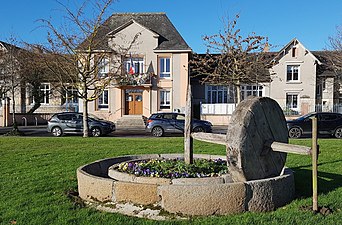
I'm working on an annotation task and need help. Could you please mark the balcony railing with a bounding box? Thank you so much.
[201,103,237,115]
[117,73,153,86]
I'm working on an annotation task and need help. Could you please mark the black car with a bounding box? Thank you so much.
[47,112,115,137]
[287,112,342,138]
[145,112,212,137]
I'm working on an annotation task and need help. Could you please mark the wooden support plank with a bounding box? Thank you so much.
[191,132,311,156]
[184,85,193,164]
[271,142,311,155]
[312,117,318,211]
[191,132,226,145]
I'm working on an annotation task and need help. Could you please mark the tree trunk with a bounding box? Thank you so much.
[236,85,241,104]
[11,87,18,131]
[82,99,89,138]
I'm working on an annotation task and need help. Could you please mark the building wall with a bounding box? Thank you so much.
[270,42,317,114]
[83,21,190,122]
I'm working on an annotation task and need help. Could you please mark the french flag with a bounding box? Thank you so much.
[129,54,135,74]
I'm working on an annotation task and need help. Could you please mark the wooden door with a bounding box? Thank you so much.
[126,93,143,115]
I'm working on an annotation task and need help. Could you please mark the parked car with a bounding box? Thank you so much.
[47,112,115,137]
[286,112,342,138]
[145,112,212,137]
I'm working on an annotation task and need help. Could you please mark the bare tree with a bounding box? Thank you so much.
[191,15,271,103]
[17,44,53,114]
[326,25,342,103]
[0,37,24,133]
[39,0,137,137]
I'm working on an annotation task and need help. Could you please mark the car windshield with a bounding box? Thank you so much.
[295,113,316,121]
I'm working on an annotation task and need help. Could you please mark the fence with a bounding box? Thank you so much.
[200,103,237,115]
[15,113,53,126]
[315,104,342,113]
[201,103,342,116]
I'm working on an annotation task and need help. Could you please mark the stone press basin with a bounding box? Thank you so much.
[77,154,295,216]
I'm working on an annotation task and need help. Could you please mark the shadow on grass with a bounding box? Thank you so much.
[291,160,342,198]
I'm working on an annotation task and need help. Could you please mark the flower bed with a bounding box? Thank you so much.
[117,158,228,178]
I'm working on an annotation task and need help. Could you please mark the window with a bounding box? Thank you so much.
[124,57,144,74]
[319,114,338,121]
[160,89,171,109]
[176,114,185,121]
[62,87,78,105]
[286,65,299,81]
[98,58,109,78]
[292,47,297,57]
[40,83,50,105]
[159,57,171,78]
[286,93,298,109]
[206,85,235,103]
[98,90,108,109]
[240,85,263,100]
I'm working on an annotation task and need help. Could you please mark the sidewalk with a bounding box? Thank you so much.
[0,125,227,136]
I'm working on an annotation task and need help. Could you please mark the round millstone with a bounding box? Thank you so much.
[226,97,288,182]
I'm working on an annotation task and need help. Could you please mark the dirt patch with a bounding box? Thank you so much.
[300,205,334,216]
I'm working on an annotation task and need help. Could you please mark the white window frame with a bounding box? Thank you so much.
[205,85,234,104]
[98,58,109,78]
[159,57,171,78]
[240,84,264,101]
[124,57,144,74]
[286,93,299,110]
[40,83,50,105]
[159,89,171,109]
[286,65,300,82]
[64,87,78,104]
[98,89,109,109]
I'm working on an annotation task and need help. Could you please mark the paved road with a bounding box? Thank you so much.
[0,125,227,138]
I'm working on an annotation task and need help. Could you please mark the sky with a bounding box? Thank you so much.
[1,0,342,53]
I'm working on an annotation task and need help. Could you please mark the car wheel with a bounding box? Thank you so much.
[334,127,342,139]
[91,127,102,137]
[193,126,205,132]
[288,127,302,138]
[52,126,63,137]
[152,126,164,137]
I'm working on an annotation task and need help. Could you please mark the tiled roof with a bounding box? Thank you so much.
[0,41,22,53]
[312,51,339,77]
[80,13,191,52]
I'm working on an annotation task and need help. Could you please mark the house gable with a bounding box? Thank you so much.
[272,38,322,65]
[79,13,191,52]
[107,19,160,54]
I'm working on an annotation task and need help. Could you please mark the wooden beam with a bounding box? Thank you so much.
[191,132,226,145]
[184,85,193,164]
[192,132,311,156]
[271,142,311,155]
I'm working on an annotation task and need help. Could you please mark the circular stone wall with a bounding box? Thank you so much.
[77,154,295,216]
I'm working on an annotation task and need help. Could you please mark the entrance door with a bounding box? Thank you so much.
[126,93,143,115]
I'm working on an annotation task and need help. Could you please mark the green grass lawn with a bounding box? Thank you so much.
[0,137,341,225]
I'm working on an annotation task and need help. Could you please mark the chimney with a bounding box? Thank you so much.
[263,42,270,52]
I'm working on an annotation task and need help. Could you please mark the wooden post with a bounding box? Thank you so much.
[312,117,318,211]
[184,84,193,164]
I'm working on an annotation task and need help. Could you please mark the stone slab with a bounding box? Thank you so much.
[77,169,114,202]
[113,181,160,205]
[158,182,246,216]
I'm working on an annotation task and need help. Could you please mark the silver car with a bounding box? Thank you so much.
[47,112,115,137]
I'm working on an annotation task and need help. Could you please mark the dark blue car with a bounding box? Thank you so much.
[145,112,212,137]
[286,112,342,138]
